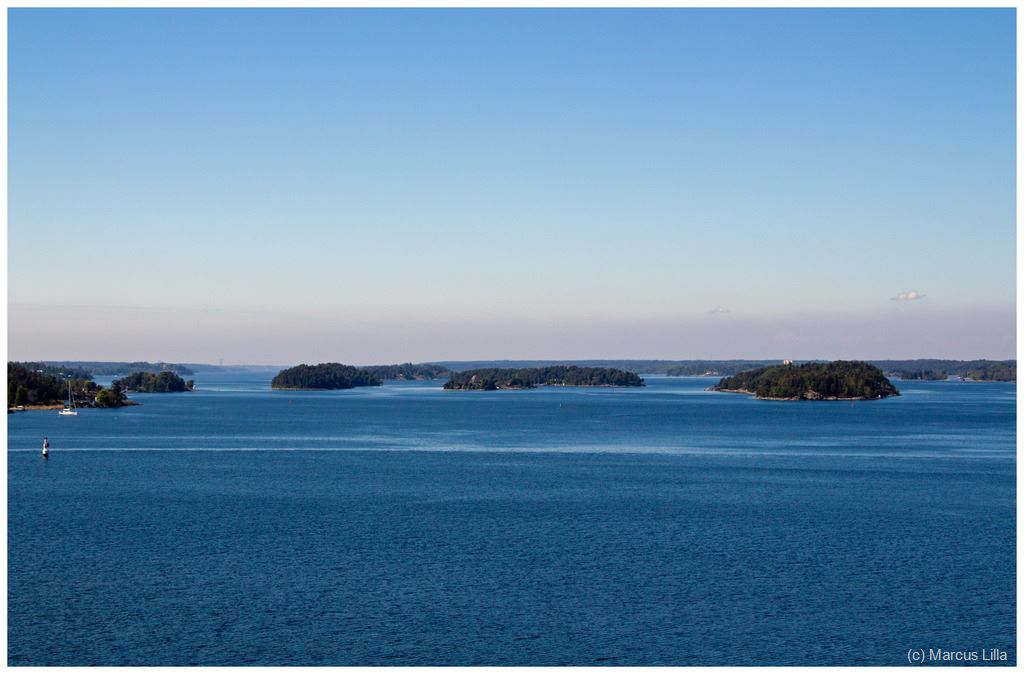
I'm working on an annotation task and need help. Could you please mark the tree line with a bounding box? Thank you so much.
[43,361,195,376]
[871,359,1016,382]
[360,363,451,381]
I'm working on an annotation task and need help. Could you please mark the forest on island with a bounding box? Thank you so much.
[117,371,195,393]
[8,362,129,408]
[713,361,899,400]
[444,366,645,390]
[271,363,383,390]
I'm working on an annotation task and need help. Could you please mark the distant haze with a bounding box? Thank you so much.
[9,303,1014,365]
[8,9,1015,363]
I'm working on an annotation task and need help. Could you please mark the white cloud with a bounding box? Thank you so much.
[891,291,925,301]
[706,307,731,315]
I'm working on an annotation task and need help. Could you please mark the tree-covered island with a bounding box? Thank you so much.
[271,363,382,390]
[443,366,645,390]
[117,371,195,393]
[711,361,899,400]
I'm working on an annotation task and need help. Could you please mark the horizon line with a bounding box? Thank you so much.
[17,356,1019,368]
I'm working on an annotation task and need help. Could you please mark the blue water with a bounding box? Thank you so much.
[8,374,1016,665]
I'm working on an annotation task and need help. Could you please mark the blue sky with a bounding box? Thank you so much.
[8,9,1016,363]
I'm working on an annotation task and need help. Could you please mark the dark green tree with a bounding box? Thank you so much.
[95,388,112,407]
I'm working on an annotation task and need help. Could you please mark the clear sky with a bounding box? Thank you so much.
[8,8,1016,364]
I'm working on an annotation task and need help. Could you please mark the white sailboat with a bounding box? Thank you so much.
[58,380,78,416]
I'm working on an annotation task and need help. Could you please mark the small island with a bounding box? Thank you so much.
[117,371,195,393]
[711,361,899,400]
[271,363,383,390]
[444,366,645,390]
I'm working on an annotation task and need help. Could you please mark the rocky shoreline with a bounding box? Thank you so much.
[8,400,142,413]
[711,387,872,401]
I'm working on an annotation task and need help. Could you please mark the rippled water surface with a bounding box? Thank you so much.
[8,373,1016,664]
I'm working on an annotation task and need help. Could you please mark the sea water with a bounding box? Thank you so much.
[7,373,1016,665]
